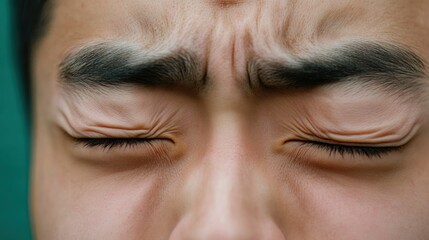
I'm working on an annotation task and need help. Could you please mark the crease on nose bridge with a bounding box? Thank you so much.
[210,0,247,8]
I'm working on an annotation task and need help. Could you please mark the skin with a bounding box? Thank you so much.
[32,0,429,239]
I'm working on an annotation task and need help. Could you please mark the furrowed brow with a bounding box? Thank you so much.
[59,42,205,92]
[252,42,427,95]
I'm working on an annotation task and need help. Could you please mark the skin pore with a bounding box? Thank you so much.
[32,0,429,239]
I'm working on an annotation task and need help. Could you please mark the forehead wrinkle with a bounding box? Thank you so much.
[125,1,175,46]
[270,1,408,54]
[315,3,365,39]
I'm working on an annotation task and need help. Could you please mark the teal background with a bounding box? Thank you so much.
[0,0,32,239]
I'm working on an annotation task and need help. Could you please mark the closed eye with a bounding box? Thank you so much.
[302,141,402,159]
[75,138,168,150]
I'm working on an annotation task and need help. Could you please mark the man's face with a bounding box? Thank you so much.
[32,0,429,239]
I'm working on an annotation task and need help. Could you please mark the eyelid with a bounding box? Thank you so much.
[77,138,148,149]
[277,138,405,168]
[301,140,402,159]
[295,120,421,148]
[75,137,174,150]
[297,137,406,148]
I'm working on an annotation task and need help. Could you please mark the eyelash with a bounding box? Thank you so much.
[76,138,401,159]
[304,141,402,158]
[76,138,155,150]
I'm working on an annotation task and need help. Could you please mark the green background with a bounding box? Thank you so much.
[0,0,32,239]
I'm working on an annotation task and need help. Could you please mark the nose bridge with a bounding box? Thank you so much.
[198,113,259,225]
[171,113,269,239]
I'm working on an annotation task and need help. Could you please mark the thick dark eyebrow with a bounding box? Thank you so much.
[252,42,427,95]
[59,42,205,92]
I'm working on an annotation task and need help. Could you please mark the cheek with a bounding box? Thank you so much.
[289,176,428,239]
[34,157,178,239]
[61,176,160,238]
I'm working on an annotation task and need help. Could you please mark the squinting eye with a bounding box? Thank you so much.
[302,141,402,159]
[76,138,163,150]
[71,137,178,167]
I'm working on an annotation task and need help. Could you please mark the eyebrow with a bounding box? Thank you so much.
[252,42,427,95]
[60,41,427,98]
[59,42,205,92]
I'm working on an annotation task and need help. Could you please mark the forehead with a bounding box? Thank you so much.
[45,0,429,54]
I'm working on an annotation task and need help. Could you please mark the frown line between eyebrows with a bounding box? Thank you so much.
[58,41,206,93]
[251,41,428,98]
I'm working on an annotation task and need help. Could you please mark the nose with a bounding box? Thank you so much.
[169,114,285,240]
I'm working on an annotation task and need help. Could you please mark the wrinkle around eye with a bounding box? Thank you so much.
[295,123,420,147]
[79,127,162,138]
[284,109,422,147]
[57,109,178,139]
[281,85,425,143]
[54,92,183,139]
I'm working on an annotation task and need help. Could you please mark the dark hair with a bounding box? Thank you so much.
[13,0,51,115]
